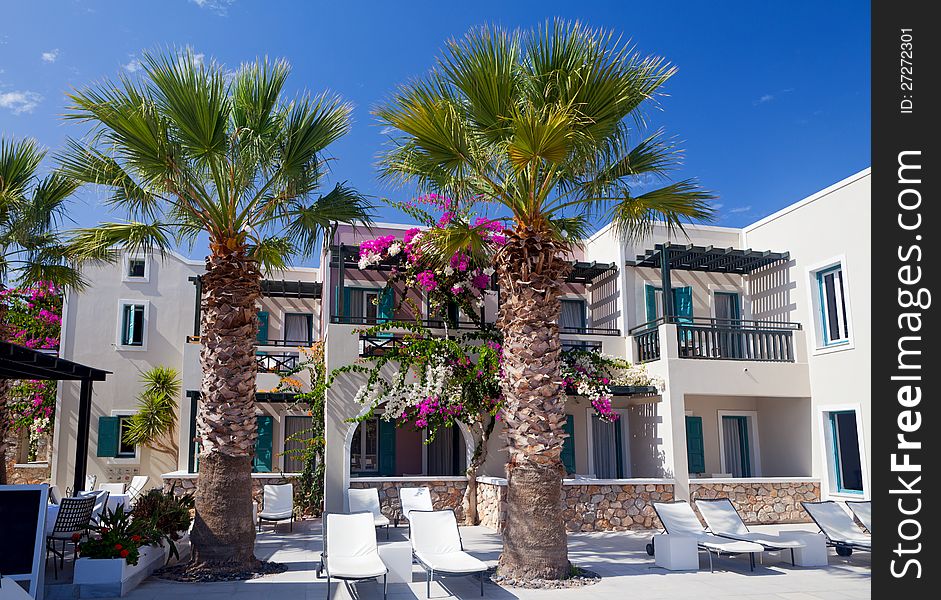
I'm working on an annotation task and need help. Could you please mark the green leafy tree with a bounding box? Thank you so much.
[61,49,373,571]
[375,21,714,579]
[0,137,81,484]
[124,366,182,457]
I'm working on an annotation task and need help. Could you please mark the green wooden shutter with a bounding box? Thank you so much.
[378,419,396,476]
[561,416,576,474]
[256,311,269,343]
[97,416,120,458]
[685,416,705,474]
[253,415,273,472]
[645,285,658,324]
[378,288,394,321]
[673,287,693,322]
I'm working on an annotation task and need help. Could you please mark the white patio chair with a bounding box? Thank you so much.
[409,510,487,598]
[846,500,871,533]
[347,488,391,539]
[801,501,871,556]
[83,474,97,492]
[398,486,434,526]
[321,511,388,599]
[46,495,96,578]
[126,475,149,505]
[695,498,808,565]
[651,501,765,572]
[97,482,126,495]
[48,484,62,505]
[258,484,295,531]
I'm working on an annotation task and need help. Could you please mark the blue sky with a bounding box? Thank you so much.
[1,0,870,263]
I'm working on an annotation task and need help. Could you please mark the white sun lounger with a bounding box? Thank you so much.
[409,510,487,598]
[398,486,434,526]
[348,488,391,539]
[695,498,808,565]
[321,511,388,599]
[257,483,295,531]
[846,500,871,533]
[801,501,871,556]
[652,501,766,571]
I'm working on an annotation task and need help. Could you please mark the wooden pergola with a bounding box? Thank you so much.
[0,341,109,493]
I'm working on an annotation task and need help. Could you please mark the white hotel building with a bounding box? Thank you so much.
[50,168,871,530]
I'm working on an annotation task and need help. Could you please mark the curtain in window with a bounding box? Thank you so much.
[560,300,586,331]
[722,417,745,477]
[347,289,364,322]
[427,426,455,476]
[283,416,312,473]
[284,314,310,343]
[592,416,618,478]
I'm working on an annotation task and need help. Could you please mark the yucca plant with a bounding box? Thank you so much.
[60,49,373,571]
[0,136,81,485]
[375,21,714,579]
[123,366,181,457]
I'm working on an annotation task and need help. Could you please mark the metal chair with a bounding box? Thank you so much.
[46,495,96,578]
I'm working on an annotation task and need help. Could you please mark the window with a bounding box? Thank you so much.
[816,264,850,346]
[283,416,313,472]
[118,302,146,348]
[827,411,864,494]
[717,411,760,477]
[560,299,587,332]
[343,287,393,324]
[283,313,313,345]
[122,254,149,282]
[351,418,379,472]
[116,417,136,458]
[645,285,693,323]
[591,414,626,478]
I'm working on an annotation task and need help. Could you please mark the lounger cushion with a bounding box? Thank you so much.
[721,531,806,548]
[400,487,434,520]
[655,502,764,554]
[415,551,488,574]
[259,510,293,520]
[847,501,872,533]
[373,514,391,527]
[695,499,806,549]
[347,488,390,528]
[802,501,871,549]
[696,534,765,554]
[327,554,389,579]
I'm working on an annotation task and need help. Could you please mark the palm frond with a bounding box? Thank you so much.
[67,222,176,262]
[609,179,716,241]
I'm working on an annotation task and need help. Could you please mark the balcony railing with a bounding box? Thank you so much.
[360,335,605,358]
[256,352,300,373]
[629,317,801,363]
[332,315,493,331]
[561,339,603,352]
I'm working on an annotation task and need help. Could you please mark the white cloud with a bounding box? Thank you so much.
[757,94,774,104]
[728,206,752,214]
[190,0,235,15]
[0,90,43,114]
[711,203,724,210]
[41,49,60,63]
[123,57,142,73]
[192,53,205,66]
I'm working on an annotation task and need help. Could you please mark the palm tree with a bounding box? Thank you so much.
[0,136,81,485]
[375,21,714,580]
[61,49,373,571]
[123,366,182,457]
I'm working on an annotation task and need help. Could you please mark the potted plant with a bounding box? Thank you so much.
[74,506,162,591]
[130,487,195,564]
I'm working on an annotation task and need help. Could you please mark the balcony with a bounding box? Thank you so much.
[630,317,802,363]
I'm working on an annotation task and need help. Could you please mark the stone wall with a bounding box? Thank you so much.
[689,479,821,524]
[477,478,674,532]
[163,474,296,506]
[349,478,467,523]
[4,429,51,485]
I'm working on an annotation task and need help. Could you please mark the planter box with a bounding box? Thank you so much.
[74,545,165,598]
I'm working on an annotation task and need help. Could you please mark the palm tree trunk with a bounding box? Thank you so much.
[495,230,571,580]
[190,246,262,569]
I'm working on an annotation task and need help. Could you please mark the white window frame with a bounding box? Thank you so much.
[806,255,855,355]
[281,310,315,345]
[122,253,150,283]
[716,410,762,477]
[817,404,869,500]
[584,407,632,479]
[115,299,149,351]
[109,410,141,465]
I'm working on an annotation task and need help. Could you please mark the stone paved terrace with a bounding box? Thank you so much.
[120,518,871,600]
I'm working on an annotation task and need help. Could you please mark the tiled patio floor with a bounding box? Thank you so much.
[124,520,870,600]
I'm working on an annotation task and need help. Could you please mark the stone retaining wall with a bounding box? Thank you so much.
[689,480,821,524]
[477,478,674,532]
[349,478,467,523]
[163,474,296,506]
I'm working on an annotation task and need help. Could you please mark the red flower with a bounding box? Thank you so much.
[131,535,141,542]
[71,533,82,542]
[114,544,122,550]
[120,549,129,558]
[100,527,109,534]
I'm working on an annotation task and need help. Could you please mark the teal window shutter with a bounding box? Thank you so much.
[256,311,269,343]
[672,287,693,322]
[645,285,658,323]
[560,417,576,474]
[97,416,120,458]
[253,415,273,472]
[378,288,394,321]
[685,416,705,474]
[378,419,396,476]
